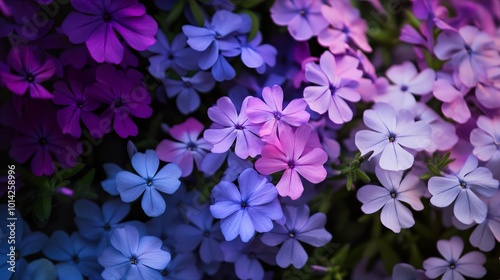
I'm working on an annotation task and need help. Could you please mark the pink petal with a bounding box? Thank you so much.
[276,169,304,200]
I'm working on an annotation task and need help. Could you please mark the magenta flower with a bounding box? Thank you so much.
[432,72,471,124]
[9,102,82,176]
[255,125,327,200]
[204,96,263,159]
[156,118,212,177]
[357,167,425,233]
[0,46,55,99]
[304,51,363,124]
[423,236,486,279]
[355,102,431,171]
[470,115,500,162]
[434,25,500,87]
[62,0,158,64]
[88,65,153,138]
[318,2,371,54]
[270,0,329,41]
[246,85,310,138]
[428,155,499,224]
[52,72,102,138]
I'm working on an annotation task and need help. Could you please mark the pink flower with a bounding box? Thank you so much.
[270,0,328,41]
[246,85,310,139]
[303,51,362,124]
[255,125,327,200]
[355,102,431,171]
[432,72,471,124]
[204,96,263,159]
[156,118,212,177]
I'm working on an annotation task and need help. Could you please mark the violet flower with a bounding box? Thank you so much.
[62,0,158,64]
[423,236,486,279]
[470,115,500,163]
[303,51,362,124]
[428,155,499,224]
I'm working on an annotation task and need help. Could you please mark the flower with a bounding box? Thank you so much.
[255,125,327,200]
[434,25,500,87]
[423,236,486,279]
[98,225,171,280]
[88,65,153,138]
[220,238,278,280]
[303,51,363,124]
[261,205,332,269]
[100,163,123,196]
[204,96,263,159]
[0,45,55,99]
[246,85,310,138]
[237,32,277,73]
[354,102,431,171]
[466,191,500,252]
[318,1,371,54]
[270,0,328,41]
[162,71,215,115]
[391,263,428,280]
[159,253,202,280]
[432,72,471,124]
[470,115,500,162]
[210,168,283,242]
[147,31,199,78]
[357,166,425,233]
[156,117,212,177]
[428,155,499,224]
[52,70,102,138]
[62,0,158,64]
[42,231,101,279]
[116,150,182,217]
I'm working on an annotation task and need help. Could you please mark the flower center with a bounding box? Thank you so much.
[289,231,296,238]
[114,99,123,108]
[168,53,174,60]
[400,85,408,92]
[77,102,84,108]
[287,160,295,169]
[146,179,153,186]
[72,255,79,264]
[241,202,248,208]
[235,124,243,130]
[248,253,256,259]
[39,138,47,146]
[299,9,306,16]
[104,223,111,231]
[390,191,397,198]
[459,181,467,189]
[184,81,192,88]
[203,230,210,237]
[130,257,138,265]
[26,74,34,83]
[341,25,350,34]
[215,32,221,40]
[187,142,197,151]
[388,134,396,143]
[103,12,112,22]
[464,45,472,55]
[449,262,455,269]
[273,111,282,120]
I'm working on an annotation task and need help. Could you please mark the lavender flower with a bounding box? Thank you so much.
[210,168,283,242]
[163,71,215,115]
[428,155,499,224]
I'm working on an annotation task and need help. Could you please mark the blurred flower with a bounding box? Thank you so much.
[392,263,429,280]
[432,72,471,124]
[163,71,215,115]
[470,115,500,162]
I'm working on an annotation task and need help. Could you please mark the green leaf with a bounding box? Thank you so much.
[355,169,370,183]
[404,10,421,29]
[188,0,205,26]
[166,0,186,27]
[330,244,350,267]
[34,193,52,223]
[241,10,260,40]
[346,174,353,191]
[427,164,441,176]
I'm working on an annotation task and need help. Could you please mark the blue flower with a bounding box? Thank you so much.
[42,231,101,279]
[74,199,145,249]
[220,238,278,280]
[261,205,332,269]
[160,253,202,280]
[163,71,215,115]
[23,258,57,280]
[98,225,171,280]
[237,32,277,73]
[210,168,283,242]
[100,163,123,196]
[116,150,182,217]
[174,205,224,264]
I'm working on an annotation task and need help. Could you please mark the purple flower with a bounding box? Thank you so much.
[98,225,171,280]
[261,205,332,269]
[148,31,200,78]
[159,253,202,280]
[465,191,500,252]
[304,51,362,124]
[1,46,55,99]
[237,32,277,73]
[210,168,283,242]
[62,0,158,64]
[163,71,216,115]
[52,71,102,138]
[220,238,278,280]
[9,102,82,176]
[355,102,431,171]
[270,0,328,41]
[432,72,471,124]
[475,68,500,109]
[174,206,225,264]
[391,263,429,280]
[156,118,212,177]
[204,96,263,159]
[255,125,327,200]
[428,155,499,224]
[246,85,310,138]
[88,65,153,138]
[43,231,101,279]
[423,236,486,279]
[470,115,500,162]
[116,150,182,217]
[434,25,500,87]
[357,167,425,233]
[318,1,371,54]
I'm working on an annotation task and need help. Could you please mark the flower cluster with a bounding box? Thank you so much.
[1,0,500,279]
